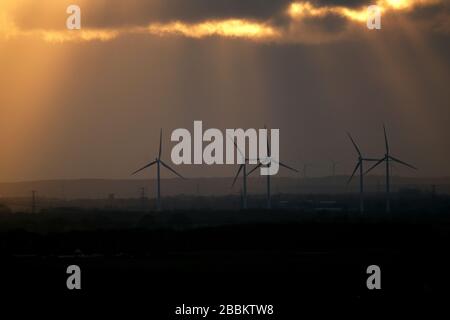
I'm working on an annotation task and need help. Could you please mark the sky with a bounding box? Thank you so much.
[0,0,449,181]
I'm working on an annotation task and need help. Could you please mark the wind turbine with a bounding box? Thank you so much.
[247,126,298,209]
[364,125,417,213]
[347,132,379,214]
[231,142,251,210]
[132,129,185,212]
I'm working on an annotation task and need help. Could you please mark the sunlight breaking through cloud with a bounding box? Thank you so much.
[146,19,280,40]
[0,0,446,44]
[287,0,441,22]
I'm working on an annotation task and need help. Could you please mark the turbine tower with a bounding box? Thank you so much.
[132,129,185,212]
[230,134,259,210]
[231,150,251,210]
[365,125,417,213]
[247,126,298,209]
[347,132,379,214]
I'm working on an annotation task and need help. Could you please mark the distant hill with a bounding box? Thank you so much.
[1,176,449,200]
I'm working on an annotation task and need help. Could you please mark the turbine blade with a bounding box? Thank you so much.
[232,165,244,187]
[383,124,389,154]
[364,158,385,175]
[226,133,246,162]
[131,160,157,175]
[347,162,360,184]
[158,128,162,159]
[266,158,298,173]
[278,161,299,173]
[363,158,382,162]
[247,163,262,176]
[160,160,186,179]
[347,132,361,156]
[389,156,418,170]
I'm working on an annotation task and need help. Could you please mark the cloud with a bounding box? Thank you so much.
[146,19,280,40]
[8,0,292,29]
[0,0,448,44]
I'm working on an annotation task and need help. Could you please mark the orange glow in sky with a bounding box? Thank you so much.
[0,0,445,43]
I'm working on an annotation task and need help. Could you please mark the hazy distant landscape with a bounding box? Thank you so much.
[0,175,446,218]
[3,176,450,198]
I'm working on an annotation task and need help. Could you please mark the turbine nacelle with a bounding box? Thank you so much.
[347,132,378,185]
[365,125,418,175]
[244,125,298,210]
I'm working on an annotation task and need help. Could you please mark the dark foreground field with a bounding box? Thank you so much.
[1,208,449,315]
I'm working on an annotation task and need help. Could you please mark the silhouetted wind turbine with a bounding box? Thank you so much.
[247,126,298,209]
[231,139,251,210]
[132,129,185,212]
[347,132,379,213]
[365,125,417,213]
